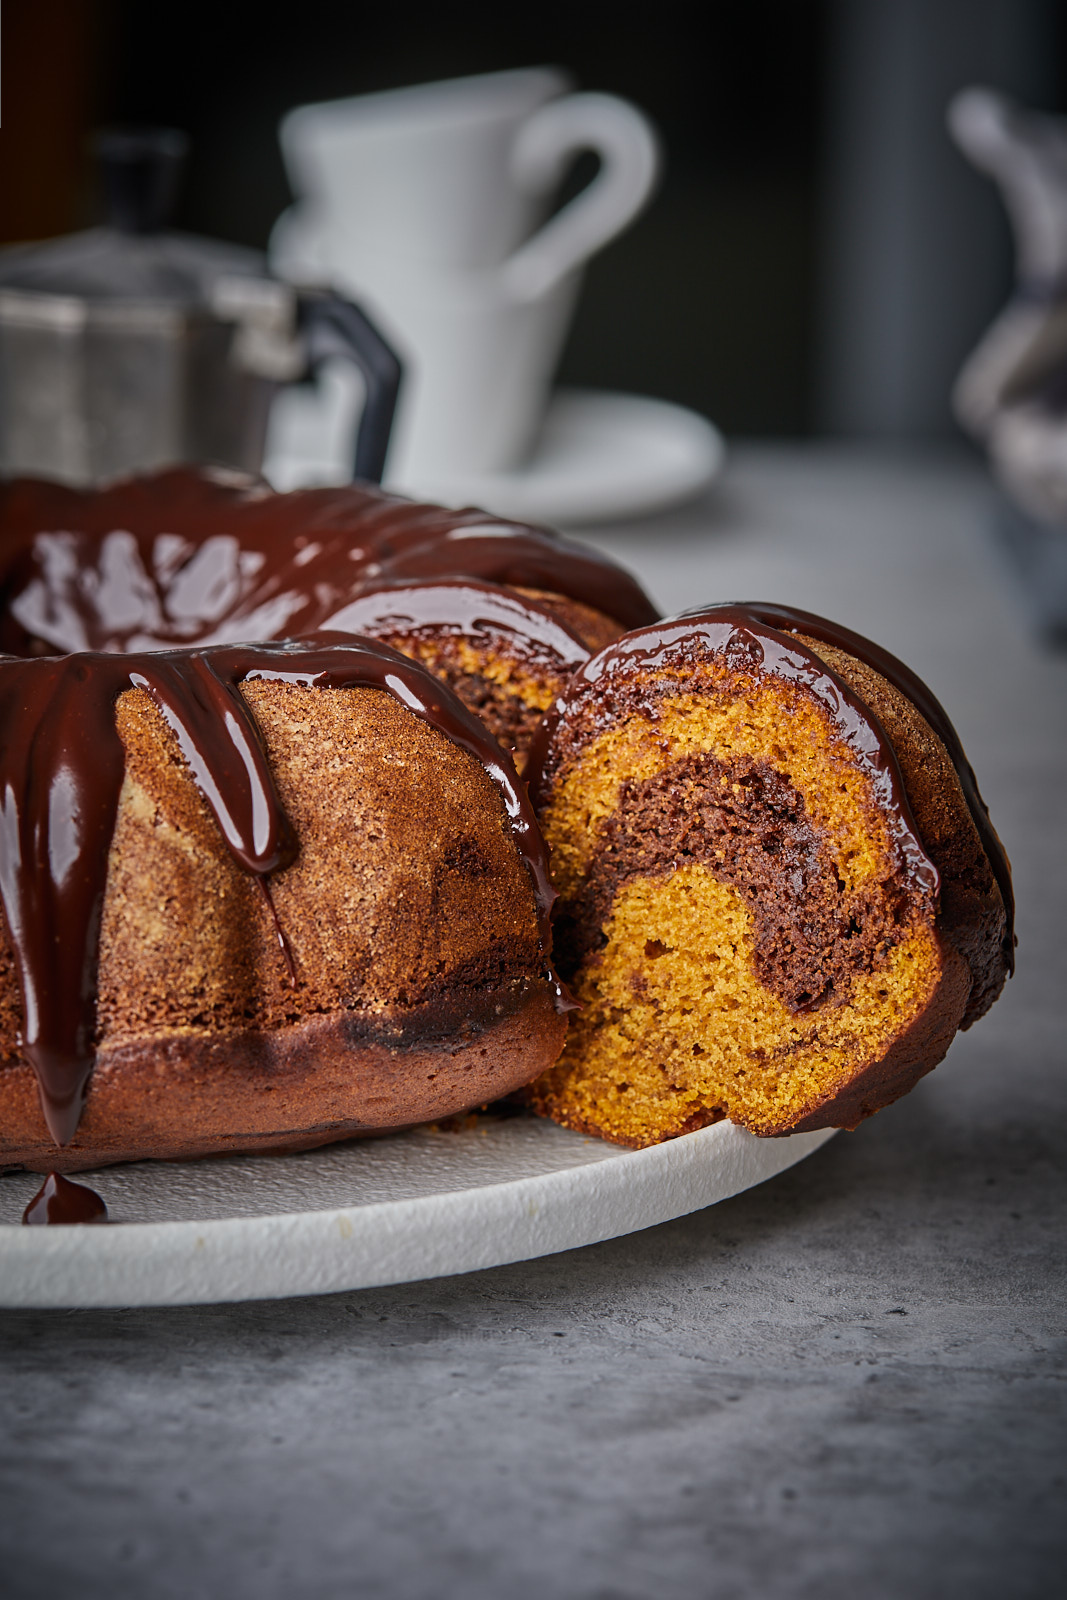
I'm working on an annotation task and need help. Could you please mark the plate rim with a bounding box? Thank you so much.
[0,1120,835,1310]
[391,388,726,523]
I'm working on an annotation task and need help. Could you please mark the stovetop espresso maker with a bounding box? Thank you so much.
[0,129,401,486]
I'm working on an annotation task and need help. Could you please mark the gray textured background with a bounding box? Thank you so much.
[2,447,1064,1598]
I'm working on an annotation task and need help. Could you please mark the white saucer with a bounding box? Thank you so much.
[0,1117,833,1308]
[265,387,725,524]
[397,389,725,523]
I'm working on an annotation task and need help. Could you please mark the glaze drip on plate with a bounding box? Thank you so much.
[22,1171,108,1225]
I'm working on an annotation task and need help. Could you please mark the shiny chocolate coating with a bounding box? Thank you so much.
[22,1171,108,1224]
[319,577,594,670]
[0,467,657,658]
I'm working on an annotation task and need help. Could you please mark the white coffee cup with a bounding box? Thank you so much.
[269,68,659,487]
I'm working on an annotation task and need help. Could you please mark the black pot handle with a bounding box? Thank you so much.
[296,290,403,486]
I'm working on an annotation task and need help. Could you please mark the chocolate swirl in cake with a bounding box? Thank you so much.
[528,602,1014,967]
[720,603,1014,967]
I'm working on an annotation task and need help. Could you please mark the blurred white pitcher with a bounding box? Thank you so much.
[270,68,659,489]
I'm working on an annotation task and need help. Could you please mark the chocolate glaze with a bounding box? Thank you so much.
[0,634,565,1148]
[259,876,297,987]
[318,577,594,670]
[22,1170,108,1224]
[529,602,1013,969]
[0,468,657,659]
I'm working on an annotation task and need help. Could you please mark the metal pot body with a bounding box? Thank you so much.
[0,290,276,486]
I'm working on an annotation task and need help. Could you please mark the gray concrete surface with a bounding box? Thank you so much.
[1,446,1064,1599]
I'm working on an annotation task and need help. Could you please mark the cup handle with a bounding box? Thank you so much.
[297,289,403,483]
[500,92,660,302]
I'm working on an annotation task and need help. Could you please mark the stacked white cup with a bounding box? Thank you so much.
[269,67,660,493]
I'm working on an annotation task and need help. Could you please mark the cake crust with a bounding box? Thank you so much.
[0,677,567,1170]
[1,987,563,1174]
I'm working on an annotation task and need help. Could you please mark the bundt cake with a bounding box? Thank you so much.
[0,635,569,1173]
[1,465,1009,1179]
[525,603,1013,1146]
[0,464,658,1174]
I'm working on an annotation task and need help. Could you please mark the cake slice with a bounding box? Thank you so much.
[526,604,1012,1145]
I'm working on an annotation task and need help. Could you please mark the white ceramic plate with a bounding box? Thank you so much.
[265,387,725,524]
[0,1116,833,1309]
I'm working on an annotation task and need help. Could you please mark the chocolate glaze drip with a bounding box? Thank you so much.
[560,750,928,1015]
[22,1170,108,1225]
[0,634,565,1147]
[259,877,297,987]
[528,602,1013,969]
[0,468,657,659]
